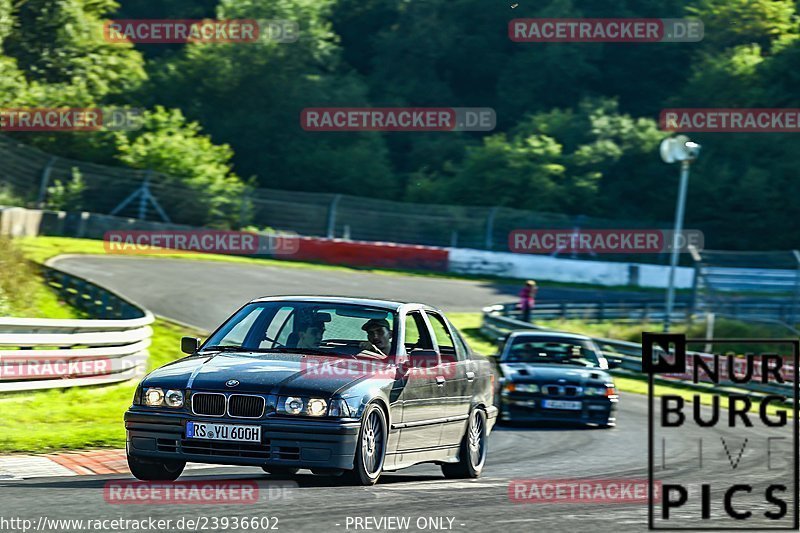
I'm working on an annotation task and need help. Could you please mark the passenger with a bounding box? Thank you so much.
[358,318,392,359]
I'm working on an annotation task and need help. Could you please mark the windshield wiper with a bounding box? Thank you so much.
[199,345,247,353]
[257,347,340,356]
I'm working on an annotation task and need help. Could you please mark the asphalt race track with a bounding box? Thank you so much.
[0,256,786,533]
[48,255,676,330]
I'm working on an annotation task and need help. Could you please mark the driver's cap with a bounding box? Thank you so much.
[362,318,390,332]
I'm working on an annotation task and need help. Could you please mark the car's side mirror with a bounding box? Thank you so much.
[181,336,200,354]
[607,357,623,369]
[408,349,440,370]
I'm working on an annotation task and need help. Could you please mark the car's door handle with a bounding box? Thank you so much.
[466,371,475,382]
[436,376,446,386]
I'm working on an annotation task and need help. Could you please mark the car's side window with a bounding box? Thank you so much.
[404,311,433,353]
[425,312,459,361]
[453,329,471,360]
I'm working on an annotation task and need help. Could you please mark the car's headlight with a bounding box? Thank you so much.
[284,396,304,415]
[307,398,327,416]
[279,396,332,416]
[144,387,164,406]
[515,383,539,393]
[585,386,614,396]
[165,389,184,408]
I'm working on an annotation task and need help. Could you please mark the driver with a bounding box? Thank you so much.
[296,314,330,349]
[358,318,392,359]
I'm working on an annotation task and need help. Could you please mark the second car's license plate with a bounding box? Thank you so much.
[186,421,261,442]
[542,400,582,410]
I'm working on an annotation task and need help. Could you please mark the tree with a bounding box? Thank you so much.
[114,106,247,227]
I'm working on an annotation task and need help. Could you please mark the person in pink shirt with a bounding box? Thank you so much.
[519,280,537,322]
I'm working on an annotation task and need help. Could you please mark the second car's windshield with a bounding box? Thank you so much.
[201,302,397,357]
[504,338,600,367]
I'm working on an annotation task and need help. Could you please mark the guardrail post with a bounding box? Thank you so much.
[36,156,57,208]
[484,207,497,250]
[326,194,341,239]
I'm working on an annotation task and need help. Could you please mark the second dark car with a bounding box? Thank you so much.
[493,331,620,427]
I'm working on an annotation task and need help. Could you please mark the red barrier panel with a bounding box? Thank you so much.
[289,238,448,271]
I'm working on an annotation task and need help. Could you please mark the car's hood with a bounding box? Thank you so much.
[142,352,396,396]
[500,362,611,385]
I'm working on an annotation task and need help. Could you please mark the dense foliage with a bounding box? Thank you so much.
[0,0,798,246]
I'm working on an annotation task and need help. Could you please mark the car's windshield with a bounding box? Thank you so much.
[201,301,398,358]
[503,337,601,367]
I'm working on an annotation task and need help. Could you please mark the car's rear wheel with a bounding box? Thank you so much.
[442,408,487,479]
[127,455,185,481]
[261,466,299,477]
[343,403,387,485]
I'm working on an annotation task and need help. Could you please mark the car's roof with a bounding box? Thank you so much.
[508,330,592,341]
[248,295,433,312]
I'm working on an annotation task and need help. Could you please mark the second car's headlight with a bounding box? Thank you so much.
[165,389,184,408]
[515,383,539,393]
[144,388,164,406]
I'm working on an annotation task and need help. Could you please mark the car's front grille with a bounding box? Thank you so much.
[180,439,271,459]
[228,394,265,418]
[191,392,226,416]
[544,384,581,397]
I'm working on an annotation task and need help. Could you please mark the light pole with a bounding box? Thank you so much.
[659,135,701,332]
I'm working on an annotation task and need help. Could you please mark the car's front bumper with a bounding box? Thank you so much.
[500,396,618,425]
[125,409,361,469]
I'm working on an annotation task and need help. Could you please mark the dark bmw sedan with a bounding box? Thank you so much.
[493,331,620,427]
[125,296,497,485]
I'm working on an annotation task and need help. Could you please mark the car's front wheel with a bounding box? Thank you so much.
[127,455,185,481]
[442,408,487,479]
[343,403,387,486]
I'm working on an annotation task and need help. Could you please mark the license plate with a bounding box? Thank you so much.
[542,400,582,410]
[186,421,261,442]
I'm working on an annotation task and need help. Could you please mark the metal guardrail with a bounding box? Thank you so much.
[0,265,153,392]
[481,303,794,399]
[527,301,691,323]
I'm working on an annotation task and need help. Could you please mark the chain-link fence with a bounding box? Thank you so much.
[0,134,669,253]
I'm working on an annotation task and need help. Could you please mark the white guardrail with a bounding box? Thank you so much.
[0,266,153,392]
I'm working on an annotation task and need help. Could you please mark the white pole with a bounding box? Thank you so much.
[664,160,691,332]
